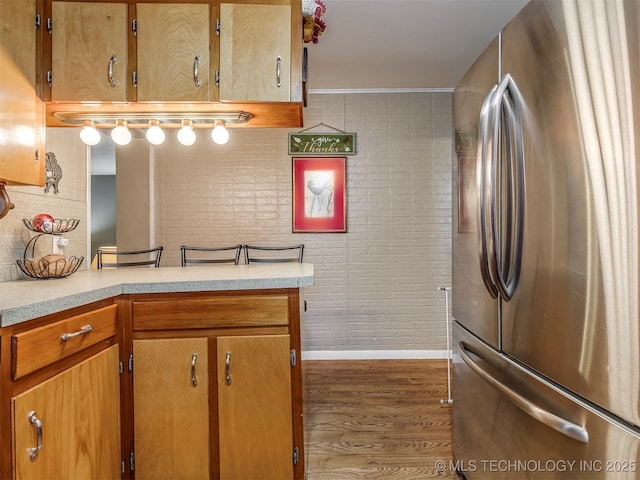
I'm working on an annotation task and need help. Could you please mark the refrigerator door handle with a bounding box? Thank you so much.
[495,74,525,300]
[486,75,506,300]
[487,73,525,301]
[477,84,499,298]
[458,341,589,444]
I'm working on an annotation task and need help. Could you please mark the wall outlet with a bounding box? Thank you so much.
[52,236,69,254]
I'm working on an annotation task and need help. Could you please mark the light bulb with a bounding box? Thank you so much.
[80,121,101,146]
[111,120,131,146]
[177,120,196,146]
[211,120,229,145]
[146,120,165,145]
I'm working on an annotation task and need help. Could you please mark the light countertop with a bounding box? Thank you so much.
[0,263,314,327]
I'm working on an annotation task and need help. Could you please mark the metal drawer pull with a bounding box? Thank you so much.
[60,324,93,341]
[225,352,232,385]
[191,353,198,387]
[193,56,201,87]
[28,411,42,461]
[108,55,118,88]
[275,56,282,87]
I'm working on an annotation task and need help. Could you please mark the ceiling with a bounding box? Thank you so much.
[306,0,529,91]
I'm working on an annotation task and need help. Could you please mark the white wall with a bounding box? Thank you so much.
[90,174,116,258]
[116,138,152,252]
[0,93,453,358]
[0,129,88,282]
[152,92,453,357]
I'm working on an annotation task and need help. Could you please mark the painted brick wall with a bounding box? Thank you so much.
[0,94,453,357]
[153,92,453,356]
[0,129,88,282]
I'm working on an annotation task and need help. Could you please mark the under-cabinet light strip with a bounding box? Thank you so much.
[53,110,253,129]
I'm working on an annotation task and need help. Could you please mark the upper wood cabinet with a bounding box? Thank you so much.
[136,3,211,102]
[219,3,291,102]
[40,0,304,128]
[50,2,128,102]
[0,0,45,186]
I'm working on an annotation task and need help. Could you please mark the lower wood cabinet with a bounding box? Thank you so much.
[133,338,211,480]
[127,288,304,480]
[0,288,304,480]
[217,334,293,480]
[133,334,294,480]
[0,300,121,480]
[12,345,121,480]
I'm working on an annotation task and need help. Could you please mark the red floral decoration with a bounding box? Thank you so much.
[303,0,326,44]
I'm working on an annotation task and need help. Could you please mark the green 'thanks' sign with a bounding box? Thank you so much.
[288,133,357,155]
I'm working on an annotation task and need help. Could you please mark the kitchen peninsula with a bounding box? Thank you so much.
[0,264,313,480]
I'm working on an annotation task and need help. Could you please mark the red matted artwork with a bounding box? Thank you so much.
[292,157,346,233]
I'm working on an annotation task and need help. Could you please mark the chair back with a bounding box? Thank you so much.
[97,246,163,269]
[181,245,242,266]
[243,244,304,264]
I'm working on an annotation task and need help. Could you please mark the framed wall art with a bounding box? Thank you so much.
[457,155,477,233]
[292,156,346,233]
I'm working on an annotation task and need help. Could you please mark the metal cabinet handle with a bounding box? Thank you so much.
[193,56,201,87]
[275,56,282,88]
[191,353,198,387]
[225,352,232,385]
[108,55,118,88]
[28,411,43,461]
[458,341,589,444]
[60,324,93,341]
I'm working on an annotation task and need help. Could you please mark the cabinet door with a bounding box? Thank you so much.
[0,0,45,186]
[136,4,210,102]
[12,345,121,480]
[219,4,291,102]
[133,338,210,480]
[217,334,293,480]
[51,2,128,102]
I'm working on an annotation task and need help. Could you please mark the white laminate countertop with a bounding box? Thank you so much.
[0,263,314,327]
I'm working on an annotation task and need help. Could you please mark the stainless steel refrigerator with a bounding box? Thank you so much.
[452,1,640,478]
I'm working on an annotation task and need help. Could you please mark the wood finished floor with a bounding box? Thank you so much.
[303,359,458,479]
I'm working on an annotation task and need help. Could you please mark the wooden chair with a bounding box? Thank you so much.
[180,245,243,266]
[243,244,304,264]
[96,246,163,269]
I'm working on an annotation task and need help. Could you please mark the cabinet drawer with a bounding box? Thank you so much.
[12,304,118,380]
[132,294,290,330]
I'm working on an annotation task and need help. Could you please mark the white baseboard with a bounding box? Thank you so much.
[301,350,451,361]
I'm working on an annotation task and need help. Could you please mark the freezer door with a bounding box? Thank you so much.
[453,36,500,348]
[453,322,640,480]
[500,0,640,425]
